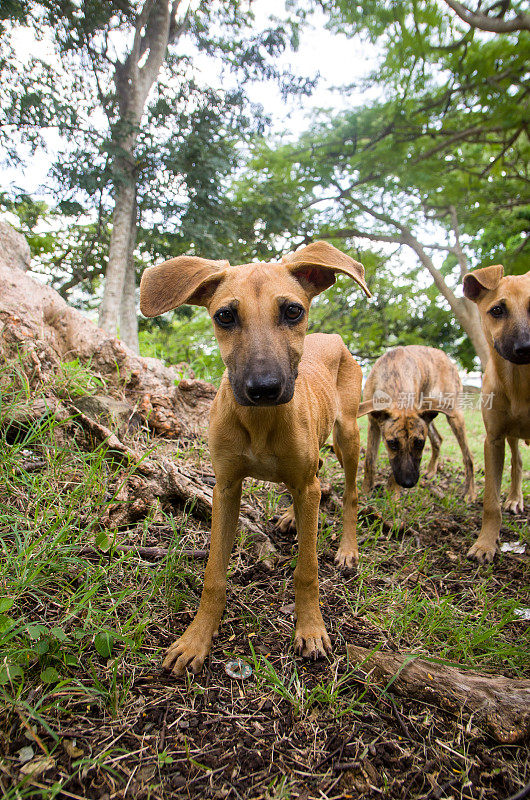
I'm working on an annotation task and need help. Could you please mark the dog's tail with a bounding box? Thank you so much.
[357,400,373,417]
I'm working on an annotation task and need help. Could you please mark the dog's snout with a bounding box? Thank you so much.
[513,339,530,359]
[392,458,420,489]
[245,374,283,404]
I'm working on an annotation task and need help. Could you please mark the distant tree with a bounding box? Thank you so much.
[0,1,310,351]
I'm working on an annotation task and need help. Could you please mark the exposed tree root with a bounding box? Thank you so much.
[347,644,530,743]
[0,224,277,567]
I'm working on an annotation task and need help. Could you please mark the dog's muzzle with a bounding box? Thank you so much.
[245,374,284,404]
[391,458,420,489]
[495,337,530,365]
[229,371,295,406]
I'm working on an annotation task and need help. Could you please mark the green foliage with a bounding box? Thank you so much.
[139,307,225,383]
[0,1,309,304]
[309,252,477,370]
[225,2,529,365]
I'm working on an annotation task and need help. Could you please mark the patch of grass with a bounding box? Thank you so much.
[1,360,528,799]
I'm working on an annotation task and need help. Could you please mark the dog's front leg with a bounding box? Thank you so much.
[446,412,476,502]
[292,476,332,659]
[468,436,505,563]
[361,415,380,494]
[163,479,242,676]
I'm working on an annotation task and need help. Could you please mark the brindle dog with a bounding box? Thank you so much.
[463,265,530,562]
[358,346,476,501]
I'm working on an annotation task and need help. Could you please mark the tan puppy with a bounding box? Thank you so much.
[140,241,371,676]
[463,266,530,562]
[357,346,475,501]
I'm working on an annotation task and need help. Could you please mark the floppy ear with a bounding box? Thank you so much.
[370,409,391,423]
[140,255,230,317]
[357,399,374,417]
[287,240,372,300]
[418,409,440,424]
[463,265,504,303]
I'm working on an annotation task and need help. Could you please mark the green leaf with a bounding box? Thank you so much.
[95,531,111,551]
[51,626,68,642]
[26,624,47,640]
[36,639,50,656]
[94,631,114,658]
[0,664,24,684]
[40,666,60,684]
[0,614,16,634]
[0,598,14,614]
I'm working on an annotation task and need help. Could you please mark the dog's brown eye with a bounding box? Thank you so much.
[284,304,304,323]
[489,304,506,318]
[214,308,236,327]
[413,437,424,449]
[387,439,399,451]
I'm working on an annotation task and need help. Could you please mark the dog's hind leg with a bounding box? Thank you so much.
[446,411,476,502]
[333,350,362,570]
[504,437,524,514]
[276,457,323,534]
[292,476,332,659]
[425,422,443,479]
[275,504,296,533]
[333,419,361,569]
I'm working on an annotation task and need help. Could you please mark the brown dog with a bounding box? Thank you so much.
[358,346,475,501]
[140,241,371,675]
[463,266,530,562]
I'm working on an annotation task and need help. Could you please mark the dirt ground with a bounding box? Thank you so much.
[1,410,529,800]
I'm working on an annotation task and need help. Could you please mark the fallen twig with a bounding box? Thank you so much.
[79,545,208,561]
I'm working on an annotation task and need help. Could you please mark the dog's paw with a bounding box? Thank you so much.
[294,623,332,660]
[275,506,296,534]
[334,546,359,572]
[162,628,213,677]
[467,538,497,564]
[504,496,524,514]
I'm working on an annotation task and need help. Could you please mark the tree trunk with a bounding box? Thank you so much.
[98,171,136,335]
[98,0,174,337]
[119,202,139,353]
[458,300,490,368]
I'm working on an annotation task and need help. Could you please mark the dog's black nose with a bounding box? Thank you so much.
[513,340,530,359]
[245,375,283,404]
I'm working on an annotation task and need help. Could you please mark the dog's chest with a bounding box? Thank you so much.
[241,446,280,481]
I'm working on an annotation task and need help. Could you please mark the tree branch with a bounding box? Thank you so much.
[322,208,490,367]
[449,205,468,278]
[442,0,530,32]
